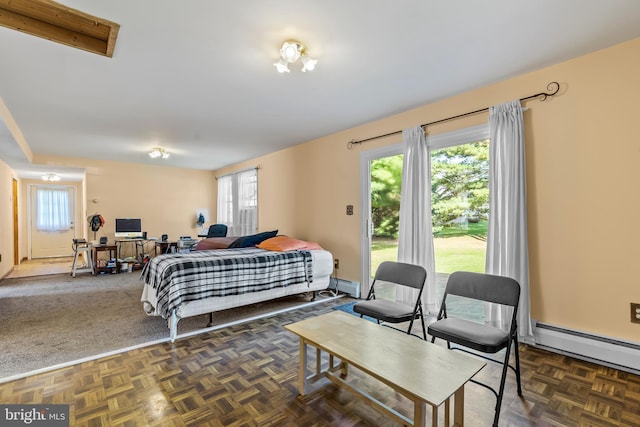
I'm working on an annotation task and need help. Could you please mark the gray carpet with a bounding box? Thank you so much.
[0,271,338,380]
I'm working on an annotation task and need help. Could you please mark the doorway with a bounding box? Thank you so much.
[29,184,77,259]
[359,125,490,305]
[12,178,18,264]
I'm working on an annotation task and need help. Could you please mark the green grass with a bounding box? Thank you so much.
[370,221,488,275]
[370,243,485,274]
[434,220,487,238]
[434,247,485,273]
[369,223,488,319]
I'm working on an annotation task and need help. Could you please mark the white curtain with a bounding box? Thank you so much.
[36,188,71,231]
[217,168,258,236]
[237,169,258,235]
[397,127,437,313]
[485,100,534,342]
[217,175,233,230]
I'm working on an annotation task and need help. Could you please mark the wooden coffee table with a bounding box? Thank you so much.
[285,311,486,427]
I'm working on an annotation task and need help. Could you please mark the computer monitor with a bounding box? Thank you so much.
[114,218,143,238]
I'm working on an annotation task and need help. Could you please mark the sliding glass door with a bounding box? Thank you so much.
[360,125,489,311]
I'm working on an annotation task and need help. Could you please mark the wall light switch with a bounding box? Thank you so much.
[346,205,353,215]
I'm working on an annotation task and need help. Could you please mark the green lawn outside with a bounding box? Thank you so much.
[434,247,486,273]
[433,220,488,238]
[371,221,488,275]
[370,232,487,319]
[370,242,485,275]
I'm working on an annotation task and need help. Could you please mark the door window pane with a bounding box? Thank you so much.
[432,139,489,320]
[36,188,71,231]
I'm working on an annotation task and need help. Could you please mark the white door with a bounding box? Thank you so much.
[30,184,76,258]
[359,143,403,296]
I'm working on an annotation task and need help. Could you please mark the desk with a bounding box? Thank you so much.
[285,311,486,427]
[155,241,178,256]
[115,239,145,262]
[93,244,118,274]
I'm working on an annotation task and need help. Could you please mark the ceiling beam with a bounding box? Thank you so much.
[0,0,119,57]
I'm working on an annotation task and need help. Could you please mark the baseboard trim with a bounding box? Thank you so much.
[534,322,640,375]
[0,267,14,281]
[329,278,360,298]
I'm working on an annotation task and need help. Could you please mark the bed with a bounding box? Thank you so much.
[140,240,334,341]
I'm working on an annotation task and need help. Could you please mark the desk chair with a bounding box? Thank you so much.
[428,271,522,427]
[206,224,228,238]
[353,261,428,340]
[71,240,94,277]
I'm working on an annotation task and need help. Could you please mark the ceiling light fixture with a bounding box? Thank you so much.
[42,173,61,182]
[274,40,317,73]
[149,147,170,159]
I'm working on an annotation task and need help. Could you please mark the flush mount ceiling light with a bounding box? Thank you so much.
[42,173,61,182]
[149,147,170,159]
[274,40,317,73]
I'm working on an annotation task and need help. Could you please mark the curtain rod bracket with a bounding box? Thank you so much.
[346,81,560,148]
[522,81,560,102]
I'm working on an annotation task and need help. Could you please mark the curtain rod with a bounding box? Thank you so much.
[215,165,261,180]
[346,81,560,149]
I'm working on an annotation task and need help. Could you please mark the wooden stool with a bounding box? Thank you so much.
[71,243,95,277]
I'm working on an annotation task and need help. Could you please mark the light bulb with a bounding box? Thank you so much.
[274,58,290,73]
[280,41,301,63]
[301,55,317,72]
[149,147,169,159]
[274,40,316,73]
[42,174,61,181]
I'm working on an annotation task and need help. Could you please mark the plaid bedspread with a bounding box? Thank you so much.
[140,248,313,319]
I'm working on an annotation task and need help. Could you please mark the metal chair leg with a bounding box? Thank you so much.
[492,340,513,427]
[514,335,523,395]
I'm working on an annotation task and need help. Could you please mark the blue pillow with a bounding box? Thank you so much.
[229,230,278,248]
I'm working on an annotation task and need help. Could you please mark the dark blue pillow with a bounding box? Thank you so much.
[228,230,278,248]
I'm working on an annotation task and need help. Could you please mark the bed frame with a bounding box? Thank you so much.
[141,248,334,341]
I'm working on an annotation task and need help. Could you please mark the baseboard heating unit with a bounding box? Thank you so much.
[328,278,361,299]
[534,322,640,375]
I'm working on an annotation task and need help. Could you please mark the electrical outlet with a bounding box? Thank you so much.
[334,259,339,269]
[631,303,640,324]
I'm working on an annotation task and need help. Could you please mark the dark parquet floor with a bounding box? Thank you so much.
[1,298,639,426]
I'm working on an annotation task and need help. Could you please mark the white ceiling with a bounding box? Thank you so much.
[2,0,640,181]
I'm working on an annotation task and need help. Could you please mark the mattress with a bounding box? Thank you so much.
[141,248,333,320]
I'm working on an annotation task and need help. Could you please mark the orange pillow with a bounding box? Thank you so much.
[257,236,323,252]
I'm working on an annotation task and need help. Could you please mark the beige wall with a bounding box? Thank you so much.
[215,37,640,343]
[25,155,217,259]
[2,38,638,343]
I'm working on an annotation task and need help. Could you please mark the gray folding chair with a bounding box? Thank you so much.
[353,261,428,340]
[428,271,522,427]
